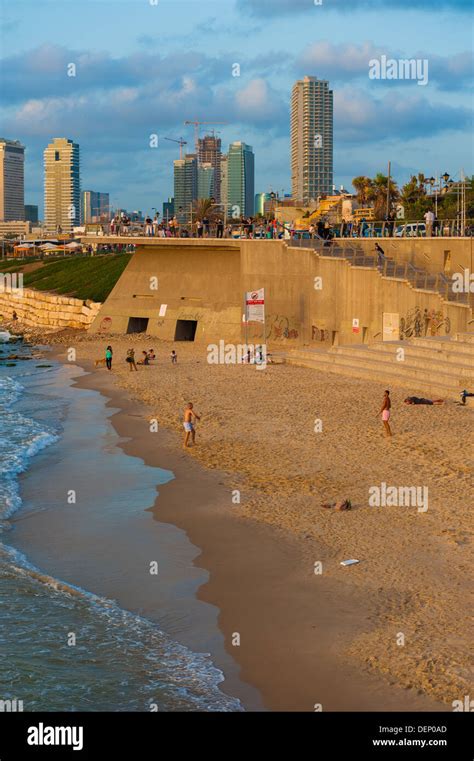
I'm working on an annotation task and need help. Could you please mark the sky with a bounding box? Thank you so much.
[0,0,472,216]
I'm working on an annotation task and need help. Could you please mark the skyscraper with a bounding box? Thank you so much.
[198,135,222,202]
[24,204,38,223]
[81,190,110,223]
[291,76,333,205]
[197,163,215,200]
[0,138,25,221]
[220,154,228,213]
[44,138,80,233]
[227,142,254,218]
[174,154,198,223]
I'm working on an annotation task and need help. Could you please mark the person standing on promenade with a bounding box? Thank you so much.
[424,209,435,237]
[183,402,201,448]
[145,216,153,236]
[377,389,392,437]
[105,345,113,370]
[216,218,224,238]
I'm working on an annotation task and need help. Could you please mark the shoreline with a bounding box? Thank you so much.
[52,346,447,712]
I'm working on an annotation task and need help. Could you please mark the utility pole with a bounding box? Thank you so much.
[386,161,391,219]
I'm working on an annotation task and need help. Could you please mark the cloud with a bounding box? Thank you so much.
[334,87,472,143]
[297,42,473,91]
[239,0,472,17]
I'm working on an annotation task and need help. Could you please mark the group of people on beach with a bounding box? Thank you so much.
[102,346,177,371]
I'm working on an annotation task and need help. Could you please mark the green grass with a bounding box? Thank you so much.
[22,255,132,302]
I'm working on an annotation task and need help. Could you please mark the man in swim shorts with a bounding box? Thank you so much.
[377,389,392,437]
[183,402,201,448]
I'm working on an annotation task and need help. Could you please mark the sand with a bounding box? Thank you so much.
[17,326,473,709]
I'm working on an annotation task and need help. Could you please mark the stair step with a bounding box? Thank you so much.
[328,346,473,376]
[287,359,463,396]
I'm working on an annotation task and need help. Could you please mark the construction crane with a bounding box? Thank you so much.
[184,120,229,152]
[164,136,187,160]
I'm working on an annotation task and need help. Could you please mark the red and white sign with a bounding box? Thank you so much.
[246,288,265,323]
[352,318,360,334]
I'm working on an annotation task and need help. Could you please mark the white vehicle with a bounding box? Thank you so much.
[396,223,426,237]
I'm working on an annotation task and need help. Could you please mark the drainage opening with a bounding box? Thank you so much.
[127,317,149,334]
[174,319,197,341]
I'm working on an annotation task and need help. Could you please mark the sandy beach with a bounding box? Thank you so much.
[19,327,469,712]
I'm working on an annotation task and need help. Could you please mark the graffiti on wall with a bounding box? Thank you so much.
[265,314,299,341]
[178,312,200,322]
[399,307,451,339]
[311,325,330,342]
[248,314,299,340]
[99,316,112,332]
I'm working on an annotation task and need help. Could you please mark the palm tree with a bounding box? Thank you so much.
[352,176,374,206]
[371,173,400,218]
[192,198,222,223]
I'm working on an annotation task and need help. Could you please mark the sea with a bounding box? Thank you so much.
[0,332,243,712]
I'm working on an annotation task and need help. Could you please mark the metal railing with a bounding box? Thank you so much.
[84,217,474,239]
[290,237,470,305]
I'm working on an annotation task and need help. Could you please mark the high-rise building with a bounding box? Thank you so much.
[197,163,215,200]
[24,204,38,223]
[0,139,25,221]
[254,193,266,216]
[220,155,228,213]
[162,197,174,221]
[81,190,110,223]
[291,76,333,205]
[174,154,197,223]
[198,135,222,202]
[44,138,80,233]
[227,142,254,218]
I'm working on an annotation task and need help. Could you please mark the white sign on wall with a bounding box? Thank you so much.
[159,304,167,317]
[246,288,265,323]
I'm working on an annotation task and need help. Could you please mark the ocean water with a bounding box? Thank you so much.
[0,336,242,712]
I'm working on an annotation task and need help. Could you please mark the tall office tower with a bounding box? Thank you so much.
[81,190,110,223]
[227,142,255,218]
[24,204,38,223]
[44,138,80,233]
[173,154,198,223]
[198,135,222,202]
[0,139,25,221]
[254,193,266,216]
[291,76,333,205]
[162,197,174,221]
[197,163,215,200]
[220,154,228,214]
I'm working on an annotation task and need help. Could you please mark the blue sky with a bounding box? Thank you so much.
[0,0,472,216]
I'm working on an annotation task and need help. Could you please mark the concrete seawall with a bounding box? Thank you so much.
[0,288,101,329]
[83,238,472,346]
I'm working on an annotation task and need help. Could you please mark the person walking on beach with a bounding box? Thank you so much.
[105,345,113,371]
[126,348,138,371]
[171,350,177,364]
[183,402,201,448]
[377,389,392,437]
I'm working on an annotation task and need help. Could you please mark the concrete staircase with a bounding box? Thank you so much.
[286,333,474,399]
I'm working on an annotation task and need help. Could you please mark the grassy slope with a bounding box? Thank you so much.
[21,255,132,302]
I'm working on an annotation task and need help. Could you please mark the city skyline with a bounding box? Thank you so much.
[0,0,472,215]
